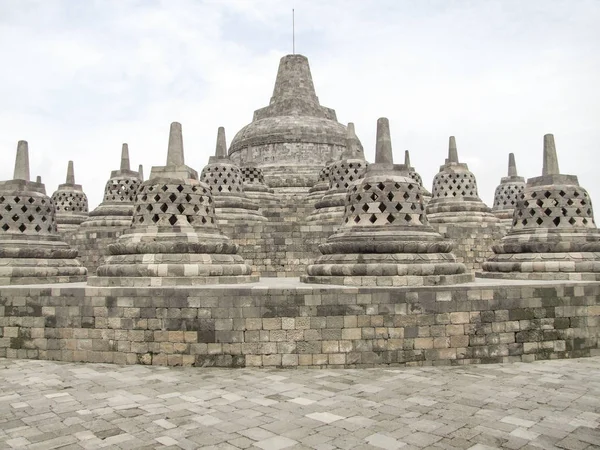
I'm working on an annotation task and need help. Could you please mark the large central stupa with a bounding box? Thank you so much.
[228,54,357,192]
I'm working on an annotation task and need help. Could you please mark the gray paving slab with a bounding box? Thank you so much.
[0,357,599,449]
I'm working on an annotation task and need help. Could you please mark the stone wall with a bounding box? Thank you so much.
[431,223,506,272]
[1,280,598,368]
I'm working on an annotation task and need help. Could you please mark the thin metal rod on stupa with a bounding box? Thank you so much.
[66,161,75,184]
[138,164,144,181]
[120,143,130,171]
[375,118,393,164]
[166,122,185,166]
[508,153,518,177]
[13,140,30,181]
[292,9,295,54]
[448,136,459,163]
[404,150,411,167]
[542,134,560,176]
[215,127,228,158]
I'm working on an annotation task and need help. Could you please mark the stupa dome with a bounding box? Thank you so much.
[229,54,359,190]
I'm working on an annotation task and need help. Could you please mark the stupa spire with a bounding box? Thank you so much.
[120,143,130,171]
[66,160,75,184]
[542,134,560,176]
[138,164,144,181]
[404,150,411,167]
[13,140,30,181]
[448,136,459,163]
[166,122,184,166]
[270,54,318,105]
[508,153,518,177]
[375,118,393,164]
[215,127,228,158]
[36,175,42,183]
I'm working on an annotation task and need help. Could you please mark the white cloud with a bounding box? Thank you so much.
[0,0,598,213]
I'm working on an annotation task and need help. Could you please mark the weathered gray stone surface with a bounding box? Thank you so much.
[1,356,600,449]
[200,128,266,224]
[492,153,526,226]
[229,54,361,189]
[71,144,142,274]
[304,118,471,286]
[481,134,600,280]
[0,142,86,284]
[51,161,89,234]
[90,122,256,286]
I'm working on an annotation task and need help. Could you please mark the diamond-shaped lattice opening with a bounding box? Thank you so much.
[154,194,161,202]
[559,190,566,197]
[20,205,27,213]
[353,215,360,223]
[536,217,544,225]
[553,217,560,226]
[14,197,20,203]
[536,199,543,207]
[574,191,580,197]
[168,215,178,226]
[41,216,47,222]
[168,193,177,202]
[395,203,403,211]
[403,192,410,200]
[5,204,12,211]
[569,217,576,225]
[362,204,369,212]
[529,209,536,216]
[544,191,551,198]
[177,204,185,214]
[193,205,200,213]
[411,203,417,210]
[364,183,371,190]
[27,215,34,222]
[583,218,588,225]
[576,208,582,215]
[27,197,34,204]
[407,184,414,190]
[138,217,144,223]
[2,224,9,231]
[161,185,168,192]
[177,185,184,192]
[34,224,41,232]
[387,214,395,223]
[160,203,168,213]
[152,214,160,223]
[12,214,19,222]
[378,203,386,213]
[561,207,568,216]
[18,224,26,232]
[544,208,552,216]
[201,217,207,224]
[369,214,377,224]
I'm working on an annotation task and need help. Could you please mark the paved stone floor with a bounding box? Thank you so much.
[0,358,599,450]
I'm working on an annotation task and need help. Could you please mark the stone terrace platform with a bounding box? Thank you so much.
[1,357,599,449]
[1,278,599,368]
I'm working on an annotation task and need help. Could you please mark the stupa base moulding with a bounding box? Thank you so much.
[1,278,599,368]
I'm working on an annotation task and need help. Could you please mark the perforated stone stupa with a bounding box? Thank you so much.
[81,144,141,229]
[306,123,368,224]
[480,134,600,280]
[229,54,359,192]
[239,163,277,204]
[200,127,266,223]
[51,161,89,233]
[302,118,472,286]
[403,150,431,203]
[426,137,498,224]
[72,144,141,273]
[90,122,256,286]
[492,153,526,225]
[0,141,87,284]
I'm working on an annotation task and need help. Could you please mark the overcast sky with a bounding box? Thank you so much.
[1,0,599,211]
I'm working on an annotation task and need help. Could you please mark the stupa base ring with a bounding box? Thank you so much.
[301,273,474,286]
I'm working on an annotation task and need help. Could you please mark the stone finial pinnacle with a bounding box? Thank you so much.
[36,175,42,183]
[404,150,411,167]
[343,122,359,158]
[270,54,318,105]
[166,122,185,166]
[508,153,518,177]
[13,140,30,181]
[375,118,394,165]
[120,143,130,171]
[542,134,560,176]
[215,127,228,158]
[448,136,459,163]
[138,164,144,181]
[66,160,75,184]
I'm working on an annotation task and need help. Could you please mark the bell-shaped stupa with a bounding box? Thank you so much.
[0,141,87,284]
[200,127,266,223]
[229,54,360,193]
[302,118,472,286]
[426,137,498,224]
[81,144,141,228]
[51,161,89,233]
[480,134,600,280]
[90,122,257,286]
[240,163,277,205]
[403,150,431,203]
[492,153,526,225]
[305,123,368,224]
